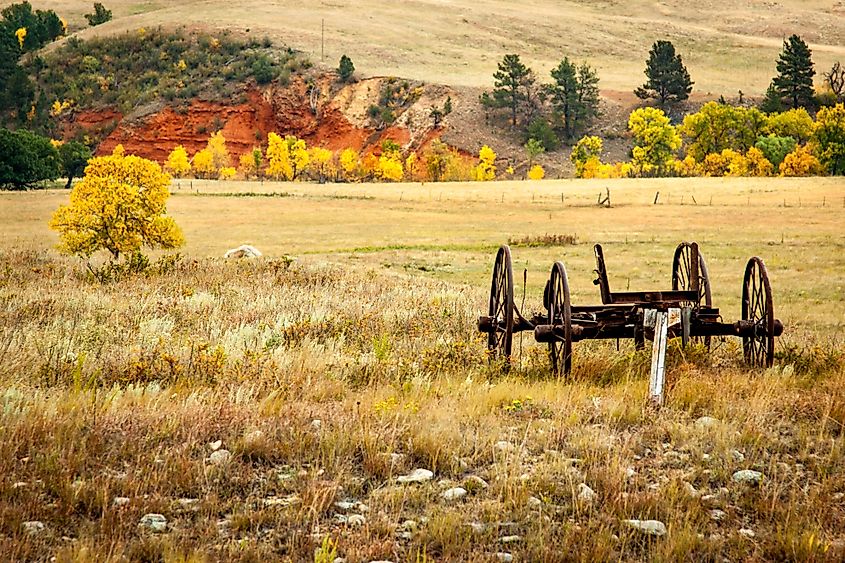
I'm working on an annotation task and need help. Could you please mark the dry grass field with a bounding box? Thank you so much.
[1,177,844,561]
[34,0,845,93]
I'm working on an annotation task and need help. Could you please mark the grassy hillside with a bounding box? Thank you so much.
[33,0,845,94]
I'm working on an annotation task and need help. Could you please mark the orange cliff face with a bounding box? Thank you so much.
[79,75,453,164]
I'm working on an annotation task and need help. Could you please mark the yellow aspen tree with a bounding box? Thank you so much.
[570,135,603,178]
[779,145,822,176]
[266,132,292,180]
[475,145,496,181]
[192,149,215,178]
[165,145,191,178]
[49,152,183,261]
[308,147,334,182]
[376,154,403,182]
[206,131,230,170]
[744,147,774,176]
[404,152,420,182]
[339,148,360,181]
[286,136,309,179]
[527,164,545,180]
[239,151,257,179]
[218,167,236,180]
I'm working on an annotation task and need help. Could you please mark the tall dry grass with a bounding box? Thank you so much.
[1,248,843,561]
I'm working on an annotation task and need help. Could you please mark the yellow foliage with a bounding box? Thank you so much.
[112,144,125,157]
[765,108,814,143]
[218,167,236,180]
[779,145,823,177]
[701,150,733,177]
[744,147,774,177]
[672,156,699,177]
[206,131,230,170]
[628,107,681,173]
[175,59,187,71]
[50,99,73,117]
[192,148,215,179]
[15,27,26,49]
[165,145,191,178]
[404,152,420,182]
[308,147,335,181]
[239,151,257,179]
[579,156,602,179]
[50,139,64,148]
[527,164,545,180]
[376,153,404,182]
[570,135,603,178]
[475,145,496,181]
[339,148,360,181]
[286,136,309,179]
[60,18,67,34]
[266,132,293,180]
[50,152,183,260]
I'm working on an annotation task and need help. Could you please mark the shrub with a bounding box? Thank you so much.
[84,3,112,27]
[0,127,60,190]
[779,145,823,176]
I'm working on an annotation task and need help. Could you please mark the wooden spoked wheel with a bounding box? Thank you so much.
[672,242,713,348]
[742,257,775,368]
[487,245,514,368]
[547,261,573,376]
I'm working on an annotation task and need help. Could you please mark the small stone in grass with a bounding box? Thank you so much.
[209,449,232,466]
[139,513,167,533]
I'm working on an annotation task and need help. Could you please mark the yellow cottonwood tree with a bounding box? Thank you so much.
[165,145,191,178]
[528,164,545,180]
[339,148,360,181]
[286,136,309,179]
[206,131,230,170]
[192,148,215,178]
[376,153,403,181]
[308,147,335,182]
[475,145,496,181]
[50,152,183,261]
[266,132,292,180]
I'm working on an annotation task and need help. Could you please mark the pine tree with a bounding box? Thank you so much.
[772,34,816,110]
[337,54,354,83]
[548,57,600,139]
[635,40,693,106]
[490,54,534,127]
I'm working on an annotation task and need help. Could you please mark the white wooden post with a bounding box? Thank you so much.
[648,310,669,406]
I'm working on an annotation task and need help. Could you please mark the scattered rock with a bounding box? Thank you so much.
[695,416,720,429]
[311,419,322,430]
[209,440,223,451]
[683,481,700,498]
[464,475,489,490]
[263,494,300,507]
[623,519,667,536]
[224,245,262,259]
[139,513,167,533]
[244,430,264,444]
[397,468,433,484]
[731,449,746,463]
[347,514,366,527]
[625,467,636,480]
[12,481,27,489]
[732,470,763,485]
[739,528,756,538]
[22,521,45,535]
[527,496,542,508]
[466,522,486,534]
[441,487,467,501]
[209,449,232,466]
[499,535,522,543]
[112,497,131,508]
[710,509,727,521]
[577,483,596,502]
[495,553,514,562]
[177,498,200,511]
[494,441,514,452]
[335,501,356,511]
